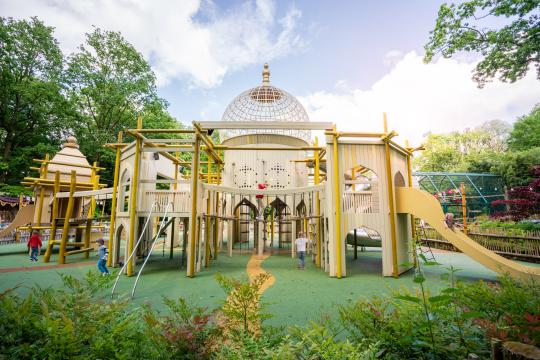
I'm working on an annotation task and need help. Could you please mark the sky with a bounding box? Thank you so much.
[1,0,539,146]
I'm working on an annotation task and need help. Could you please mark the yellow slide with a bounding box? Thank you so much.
[0,204,35,238]
[395,187,540,281]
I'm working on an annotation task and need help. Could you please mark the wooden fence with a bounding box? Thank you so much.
[418,224,540,263]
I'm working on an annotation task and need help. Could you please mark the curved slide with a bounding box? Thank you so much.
[396,187,540,281]
[0,205,35,238]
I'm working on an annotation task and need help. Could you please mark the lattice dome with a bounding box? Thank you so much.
[221,64,311,143]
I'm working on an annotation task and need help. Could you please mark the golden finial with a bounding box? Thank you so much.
[262,63,270,85]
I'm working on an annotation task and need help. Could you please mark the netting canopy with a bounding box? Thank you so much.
[221,63,311,143]
[413,172,505,216]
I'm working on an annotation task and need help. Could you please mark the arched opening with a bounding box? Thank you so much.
[266,197,292,250]
[394,171,406,187]
[120,169,131,212]
[343,164,379,214]
[233,198,258,251]
[345,225,383,275]
[295,199,307,238]
[114,223,126,267]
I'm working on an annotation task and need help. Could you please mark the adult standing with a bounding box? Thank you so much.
[294,231,309,269]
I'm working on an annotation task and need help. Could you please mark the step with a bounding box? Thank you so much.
[65,248,93,255]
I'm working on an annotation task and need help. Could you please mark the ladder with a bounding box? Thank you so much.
[416,221,436,262]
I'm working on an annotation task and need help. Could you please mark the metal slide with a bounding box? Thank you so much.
[111,202,158,298]
[395,187,540,281]
[131,203,173,299]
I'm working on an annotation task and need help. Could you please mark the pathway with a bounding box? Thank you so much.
[246,253,275,293]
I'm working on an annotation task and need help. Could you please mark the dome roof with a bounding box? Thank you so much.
[221,64,311,143]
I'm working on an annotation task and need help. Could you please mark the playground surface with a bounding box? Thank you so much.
[2,241,529,328]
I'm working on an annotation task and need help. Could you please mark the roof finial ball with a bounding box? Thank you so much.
[63,136,79,149]
[262,63,270,85]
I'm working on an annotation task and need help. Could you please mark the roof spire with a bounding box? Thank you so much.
[262,63,270,85]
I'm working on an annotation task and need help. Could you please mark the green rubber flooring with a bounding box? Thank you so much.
[1,243,534,327]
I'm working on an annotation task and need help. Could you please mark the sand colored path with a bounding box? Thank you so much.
[246,253,275,293]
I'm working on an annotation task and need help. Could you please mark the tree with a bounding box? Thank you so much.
[424,0,540,87]
[66,28,177,184]
[492,166,540,220]
[492,147,540,187]
[413,120,509,172]
[507,105,540,151]
[0,17,73,187]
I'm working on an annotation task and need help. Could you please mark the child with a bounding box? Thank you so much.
[27,230,42,262]
[96,238,110,275]
[444,213,455,231]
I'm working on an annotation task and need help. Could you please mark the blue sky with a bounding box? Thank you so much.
[160,0,446,123]
[1,0,539,144]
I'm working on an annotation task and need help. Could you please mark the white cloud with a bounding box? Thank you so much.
[0,0,303,87]
[299,51,540,146]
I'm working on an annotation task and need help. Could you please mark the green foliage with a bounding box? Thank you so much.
[1,267,540,359]
[477,219,540,233]
[457,276,540,345]
[0,17,74,185]
[492,146,540,187]
[508,105,540,151]
[66,28,176,185]
[143,297,217,360]
[413,120,509,172]
[425,0,540,87]
[216,272,271,335]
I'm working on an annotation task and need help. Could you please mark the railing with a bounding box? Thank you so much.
[418,224,540,262]
[342,190,379,214]
[144,191,191,213]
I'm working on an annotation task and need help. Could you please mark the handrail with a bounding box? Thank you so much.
[131,203,173,299]
[111,202,158,298]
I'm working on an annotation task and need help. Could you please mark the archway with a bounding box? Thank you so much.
[345,225,383,275]
[267,197,292,249]
[394,171,405,187]
[233,198,258,251]
[114,223,126,267]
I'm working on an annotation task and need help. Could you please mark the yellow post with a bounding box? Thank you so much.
[127,117,143,276]
[314,137,322,267]
[383,113,399,278]
[58,171,77,264]
[87,162,98,218]
[44,171,60,262]
[460,182,468,235]
[405,140,417,266]
[205,156,212,268]
[107,131,122,266]
[188,133,201,277]
[36,153,49,226]
[332,127,343,278]
[18,194,23,207]
[213,163,220,260]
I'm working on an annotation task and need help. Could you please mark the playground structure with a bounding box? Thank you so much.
[13,64,540,282]
[19,137,108,264]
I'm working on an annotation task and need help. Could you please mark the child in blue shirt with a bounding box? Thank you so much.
[96,238,110,275]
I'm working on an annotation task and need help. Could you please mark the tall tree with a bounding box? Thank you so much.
[507,105,540,151]
[424,0,540,87]
[414,120,510,172]
[0,17,72,187]
[66,28,177,184]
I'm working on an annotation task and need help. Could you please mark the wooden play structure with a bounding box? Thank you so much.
[19,137,108,264]
[14,64,540,283]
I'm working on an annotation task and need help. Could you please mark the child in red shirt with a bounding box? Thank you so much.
[27,230,42,262]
